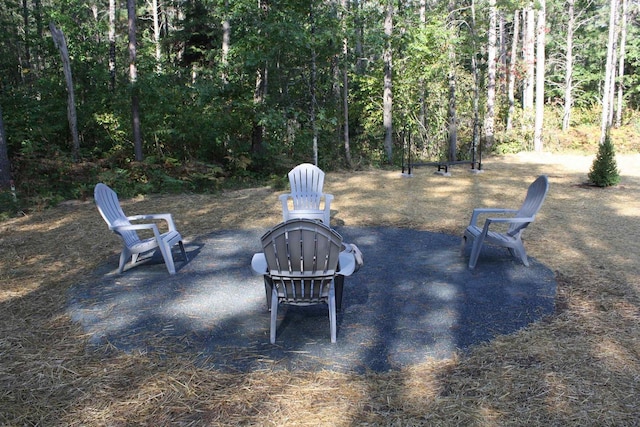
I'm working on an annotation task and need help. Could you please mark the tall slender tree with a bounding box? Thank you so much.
[128,0,143,161]
[562,0,575,131]
[600,0,618,144]
[506,9,519,131]
[50,22,80,161]
[615,0,628,127]
[533,0,546,152]
[484,0,497,150]
[383,0,394,163]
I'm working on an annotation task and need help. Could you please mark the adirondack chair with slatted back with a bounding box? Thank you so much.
[279,163,333,225]
[94,183,188,275]
[461,175,549,269]
[251,219,356,344]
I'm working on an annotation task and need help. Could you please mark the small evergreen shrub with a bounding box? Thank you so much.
[588,132,620,187]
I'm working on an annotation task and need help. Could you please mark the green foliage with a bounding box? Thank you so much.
[588,132,620,187]
[0,190,20,220]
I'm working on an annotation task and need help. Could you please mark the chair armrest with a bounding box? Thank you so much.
[127,213,177,231]
[481,215,535,235]
[251,253,267,275]
[337,252,356,277]
[469,208,518,226]
[111,223,162,239]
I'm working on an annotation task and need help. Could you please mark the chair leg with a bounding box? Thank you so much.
[270,286,278,344]
[158,240,176,274]
[118,247,131,274]
[460,234,468,255]
[179,241,188,262]
[329,284,337,343]
[334,275,344,312]
[263,277,274,311]
[468,235,484,269]
[513,241,529,266]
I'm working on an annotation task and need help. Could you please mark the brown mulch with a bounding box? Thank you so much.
[1,152,639,425]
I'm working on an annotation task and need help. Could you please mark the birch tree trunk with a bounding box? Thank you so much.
[221,0,230,84]
[0,103,11,190]
[470,0,480,163]
[383,0,393,163]
[506,9,519,131]
[127,0,143,161]
[562,0,575,131]
[152,0,162,73]
[523,4,535,112]
[533,0,546,152]
[484,0,497,150]
[109,0,116,90]
[600,0,618,144]
[615,0,627,128]
[49,22,80,161]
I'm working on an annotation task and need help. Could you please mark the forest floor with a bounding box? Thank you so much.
[1,150,639,425]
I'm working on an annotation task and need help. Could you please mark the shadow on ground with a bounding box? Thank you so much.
[68,227,556,373]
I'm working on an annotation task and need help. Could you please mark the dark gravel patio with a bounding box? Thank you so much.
[68,226,556,373]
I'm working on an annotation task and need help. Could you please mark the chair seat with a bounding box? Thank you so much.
[131,230,183,253]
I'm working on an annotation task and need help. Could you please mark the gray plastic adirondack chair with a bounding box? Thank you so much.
[94,183,188,275]
[251,219,356,344]
[279,163,334,225]
[461,175,549,269]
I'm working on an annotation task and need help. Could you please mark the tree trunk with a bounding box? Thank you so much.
[562,0,575,131]
[152,0,162,73]
[109,0,116,90]
[615,0,627,128]
[221,0,230,84]
[382,0,393,164]
[523,4,535,113]
[470,0,480,163]
[600,0,618,144]
[22,0,31,71]
[506,9,519,131]
[484,0,497,150]
[310,4,318,166]
[0,103,11,190]
[127,0,143,161]
[533,0,546,152]
[341,0,352,168]
[49,22,80,162]
[447,1,458,162]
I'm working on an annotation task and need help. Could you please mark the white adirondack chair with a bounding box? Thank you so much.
[461,175,549,269]
[94,183,188,275]
[279,163,333,225]
[251,219,356,344]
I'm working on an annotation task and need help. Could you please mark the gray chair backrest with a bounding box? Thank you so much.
[288,163,326,211]
[508,175,549,237]
[94,183,141,247]
[260,219,342,304]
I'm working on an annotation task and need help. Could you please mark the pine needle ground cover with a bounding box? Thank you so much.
[1,152,639,425]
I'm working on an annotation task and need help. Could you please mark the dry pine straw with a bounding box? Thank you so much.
[1,152,639,426]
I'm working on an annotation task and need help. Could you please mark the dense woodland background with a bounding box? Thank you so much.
[0,0,638,216]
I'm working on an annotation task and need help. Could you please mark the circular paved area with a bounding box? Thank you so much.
[68,227,556,373]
